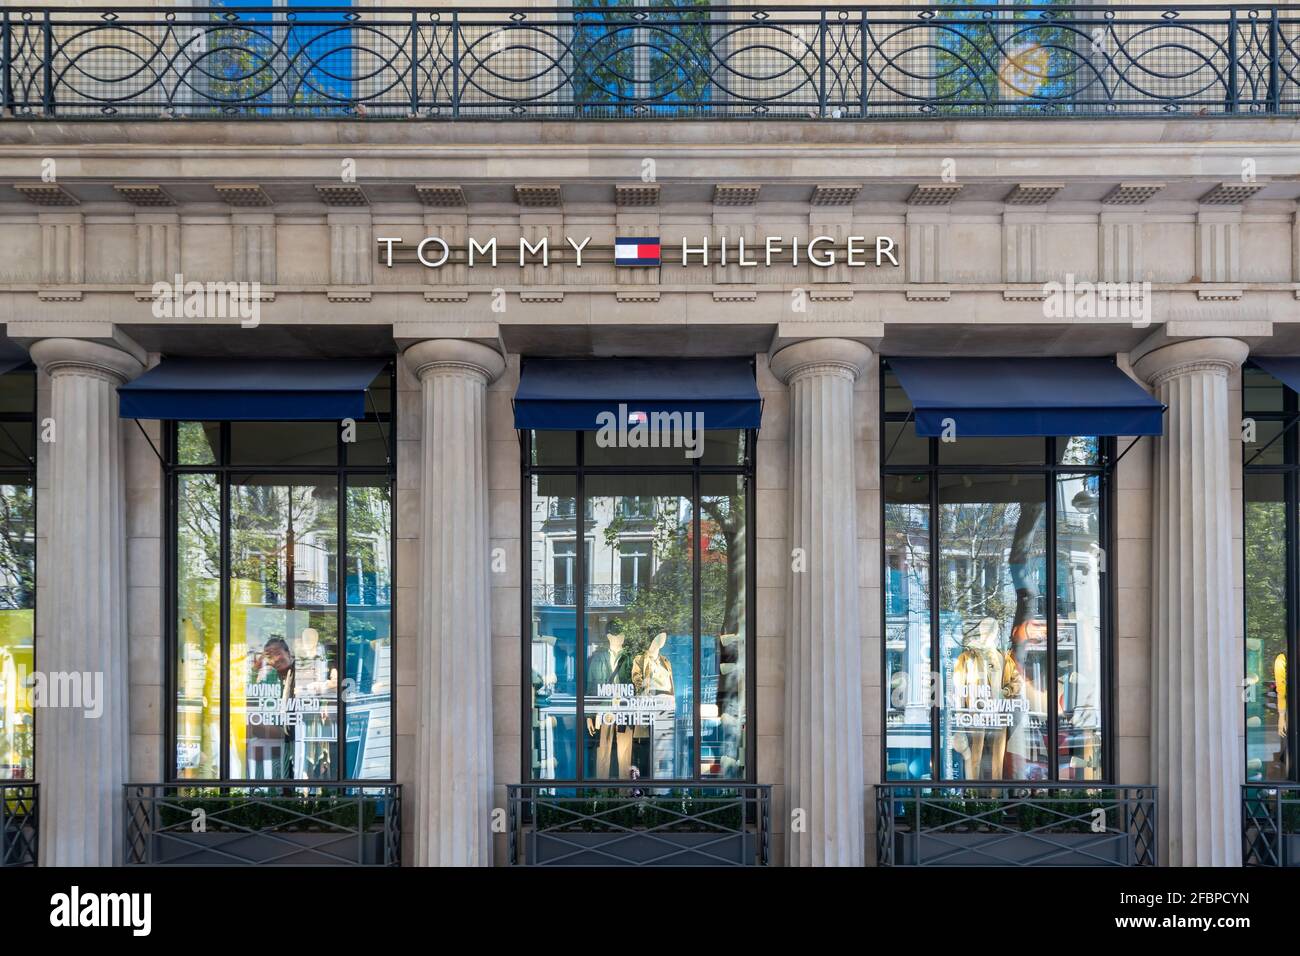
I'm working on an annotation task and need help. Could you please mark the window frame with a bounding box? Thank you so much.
[0,366,37,782]
[880,359,1117,784]
[1242,361,1300,782]
[519,427,757,785]
[162,363,395,784]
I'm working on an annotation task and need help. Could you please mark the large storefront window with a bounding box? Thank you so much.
[526,430,753,782]
[1243,364,1298,781]
[170,368,393,781]
[883,365,1110,782]
[0,368,35,781]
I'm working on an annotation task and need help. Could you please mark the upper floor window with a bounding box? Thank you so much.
[525,428,753,783]
[168,366,393,782]
[883,364,1111,782]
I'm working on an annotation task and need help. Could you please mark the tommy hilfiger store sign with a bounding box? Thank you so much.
[377,234,901,269]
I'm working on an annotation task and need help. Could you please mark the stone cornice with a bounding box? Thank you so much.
[2,121,1299,185]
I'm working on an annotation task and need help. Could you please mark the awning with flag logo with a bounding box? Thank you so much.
[614,236,661,267]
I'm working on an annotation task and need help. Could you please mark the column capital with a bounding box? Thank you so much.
[28,338,144,384]
[769,338,873,385]
[402,338,505,385]
[1132,337,1249,389]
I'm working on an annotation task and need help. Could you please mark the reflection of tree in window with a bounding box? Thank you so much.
[232,486,334,608]
[571,0,713,116]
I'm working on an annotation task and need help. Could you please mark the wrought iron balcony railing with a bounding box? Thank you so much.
[533,582,642,606]
[1243,782,1300,865]
[876,782,1157,866]
[124,783,401,866]
[3,5,1299,120]
[0,782,37,867]
[507,782,770,865]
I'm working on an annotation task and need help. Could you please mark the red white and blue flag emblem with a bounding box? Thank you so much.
[614,236,661,267]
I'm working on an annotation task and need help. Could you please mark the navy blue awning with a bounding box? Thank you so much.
[1250,357,1300,393]
[889,357,1164,437]
[514,358,761,430]
[118,358,387,421]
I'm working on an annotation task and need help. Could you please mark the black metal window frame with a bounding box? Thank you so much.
[519,425,758,786]
[879,358,1117,784]
[0,366,37,783]
[161,362,396,784]
[1242,360,1300,783]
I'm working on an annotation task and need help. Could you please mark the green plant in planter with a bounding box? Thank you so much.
[536,788,745,834]
[1011,789,1121,833]
[156,789,381,833]
[1281,798,1300,834]
[920,797,969,831]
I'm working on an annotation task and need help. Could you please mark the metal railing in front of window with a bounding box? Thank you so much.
[1243,782,1300,865]
[124,783,401,866]
[0,782,37,866]
[533,582,642,606]
[876,782,1157,866]
[4,6,1300,119]
[507,782,770,866]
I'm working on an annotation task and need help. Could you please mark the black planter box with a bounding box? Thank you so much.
[149,829,388,865]
[891,830,1134,866]
[528,830,758,866]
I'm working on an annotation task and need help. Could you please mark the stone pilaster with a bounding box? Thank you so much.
[770,338,871,867]
[29,338,144,866]
[1133,337,1248,867]
[402,338,505,866]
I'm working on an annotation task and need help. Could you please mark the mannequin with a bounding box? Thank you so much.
[586,621,634,778]
[633,631,675,778]
[1276,652,1289,777]
[716,632,743,774]
[951,617,1017,780]
[1003,619,1040,778]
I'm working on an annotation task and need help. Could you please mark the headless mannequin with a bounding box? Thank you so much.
[952,617,1009,780]
[633,632,675,777]
[586,629,634,778]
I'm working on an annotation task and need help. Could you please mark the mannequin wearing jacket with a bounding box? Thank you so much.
[586,623,635,778]
[951,617,1021,780]
[633,631,675,777]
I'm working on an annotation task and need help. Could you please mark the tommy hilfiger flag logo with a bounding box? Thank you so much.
[614,236,661,267]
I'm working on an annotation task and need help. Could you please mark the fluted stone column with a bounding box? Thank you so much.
[771,338,871,867]
[1134,337,1248,867]
[403,339,505,866]
[30,338,143,866]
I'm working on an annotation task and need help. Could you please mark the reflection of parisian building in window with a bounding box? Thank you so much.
[10,7,1297,869]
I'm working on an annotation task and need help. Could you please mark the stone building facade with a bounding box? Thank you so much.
[1,3,1298,869]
